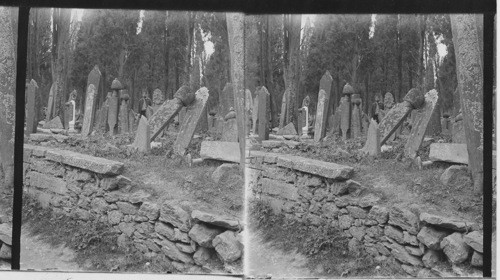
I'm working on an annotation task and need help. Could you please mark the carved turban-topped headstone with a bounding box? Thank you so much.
[257,86,270,141]
[173,87,209,156]
[26,79,39,136]
[81,66,102,136]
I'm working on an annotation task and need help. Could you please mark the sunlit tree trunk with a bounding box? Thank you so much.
[283,14,301,129]
[51,8,71,123]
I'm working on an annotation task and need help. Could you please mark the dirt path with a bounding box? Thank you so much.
[247,229,314,278]
[20,225,80,271]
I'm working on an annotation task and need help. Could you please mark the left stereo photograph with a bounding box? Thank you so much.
[20,8,244,274]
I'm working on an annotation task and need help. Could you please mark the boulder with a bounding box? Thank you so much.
[188,223,223,248]
[160,201,192,232]
[420,212,475,232]
[212,231,242,263]
[211,164,239,184]
[463,231,483,253]
[429,143,468,164]
[388,205,419,234]
[470,251,483,267]
[191,210,241,231]
[440,165,471,186]
[440,232,471,264]
[417,226,449,250]
[422,249,441,268]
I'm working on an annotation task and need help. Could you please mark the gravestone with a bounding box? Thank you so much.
[314,90,328,141]
[404,90,439,158]
[378,102,409,144]
[245,89,253,113]
[196,105,209,133]
[64,90,77,130]
[351,102,361,138]
[279,90,287,129]
[132,116,151,153]
[97,92,111,132]
[26,79,39,136]
[178,107,187,125]
[129,109,137,133]
[173,87,210,156]
[360,119,380,156]
[220,83,234,117]
[149,87,191,141]
[340,95,351,140]
[81,66,102,136]
[452,113,466,143]
[277,122,298,136]
[361,112,370,136]
[108,91,119,135]
[298,95,311,136]
[119,90,130,133]
[221,116,238,142]
[46,82,56,121]
[44,116,63,129]
[257,87,270,141]
[208,114,217,133]
[252,96,259,134]
[152,89,164,113]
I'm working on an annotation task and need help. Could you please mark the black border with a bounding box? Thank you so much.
[7,0,496,277]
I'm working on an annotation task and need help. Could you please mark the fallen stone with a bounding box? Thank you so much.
[29,133,56,142]
[0,224,12,245]
[422,249,441,268]
[388,205,419,234]
[420,212,475,232]
[212,230,242,263]
[277,154,354,180]
[211,163,239,184]
[417,226,449,250]
[440,232,471,264]
[277,122,298,136]
[470,251,483,267]
[440,165,471,186]
[191,210,241,231]
[160,201,192,232]
[101,175,131,191]
[200,141,241,163]
[44,148,124,175]
[43,116,63,129]
[188,223,223,248]
[262,140,284,149]
[463,231,483,253]
[429,143,469,164]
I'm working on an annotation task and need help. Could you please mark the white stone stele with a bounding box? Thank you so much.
[300,106,310,139]
[68,100,76,134]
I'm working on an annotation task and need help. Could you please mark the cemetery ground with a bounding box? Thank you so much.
[21,130,243,273]
[248,133,490,278]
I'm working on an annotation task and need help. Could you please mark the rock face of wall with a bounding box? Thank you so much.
[23,144,243,273]
[247,151,483,276]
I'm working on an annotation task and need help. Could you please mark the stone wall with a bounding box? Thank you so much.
[23,144,243,273]
[247,151,483,277]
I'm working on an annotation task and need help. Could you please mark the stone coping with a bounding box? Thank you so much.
[248,150,354,180]
[24,144,124,175]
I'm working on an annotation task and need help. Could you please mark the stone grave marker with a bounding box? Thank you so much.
[44,116,63,129]
[277,122,297,136]
[128,109,137,133]
[252,96,259,134]
[314,90,329,141]
[221,117,238,142]
[119,90,130,133]
[46,82,56,121]
[152,89,164,113]
[340,96,350,140]
[378,102,409,144]
[257,86,270,141]
[132,115,151,153]
[97,92,111,132]
[429,143,468,164]
[108,91,119,135]
[26,79,39,136]
[173,87,210,156]
[452,113,466,143]
[64,90,77,130]
[196,105,209,133]
[279,90,287,129]
[81,66,102,136]
[148,87,191,142]
[360,119,381,156]
[404,90,439,158]
[220,83,234,117]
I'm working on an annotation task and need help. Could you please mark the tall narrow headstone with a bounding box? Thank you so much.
[97,92,111,132]
[119,90,130,133]
[257,87,270,141]
[404,90,439,158]
[173,87,210,156]
[132,116,151,153]
[314,72,333,141]
[196,105,209,133]
[279,90,287,129]
[252,96,259,134]
[351,102,361,138]
[26,79,39,136]
[81,66,102,136]
[108,91,119,135]
[360,119,381,156]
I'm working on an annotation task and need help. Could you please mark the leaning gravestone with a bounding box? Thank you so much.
[149,86,190,141]
[132,115,151,153]
[360,119,380,156]
[26,79,39,136]
[378,102,408,143]
[44,116,64,129]
[257,86,270,141]
[81,66,102,136]
[404,90,439,158]
[277,122,298,136]
[173,87,210,156]
[279,90,287,129]
[314,71,332,142]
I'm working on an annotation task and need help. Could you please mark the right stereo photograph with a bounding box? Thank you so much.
[245,13,490,278]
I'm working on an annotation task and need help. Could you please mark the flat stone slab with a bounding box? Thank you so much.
[277,154,353,180]
[262,140,285,149]
[429,143,469,164]
[420,212,475,232]
[200,141,241,163]
[24,144,124,175]
[191,210,241,230]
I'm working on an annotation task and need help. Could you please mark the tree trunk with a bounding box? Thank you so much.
[164,11,171,99]
[283,14,301,129]
[185,12,195,87]
[397,15,403,103]
[226,13,246,168]
[0,7,16,188]
[418,15,427,89]
[450,14,484,194]
[52,9,72,124]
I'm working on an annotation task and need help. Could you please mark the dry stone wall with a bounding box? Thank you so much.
[23,144,243,273]
[247,151,483,276]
